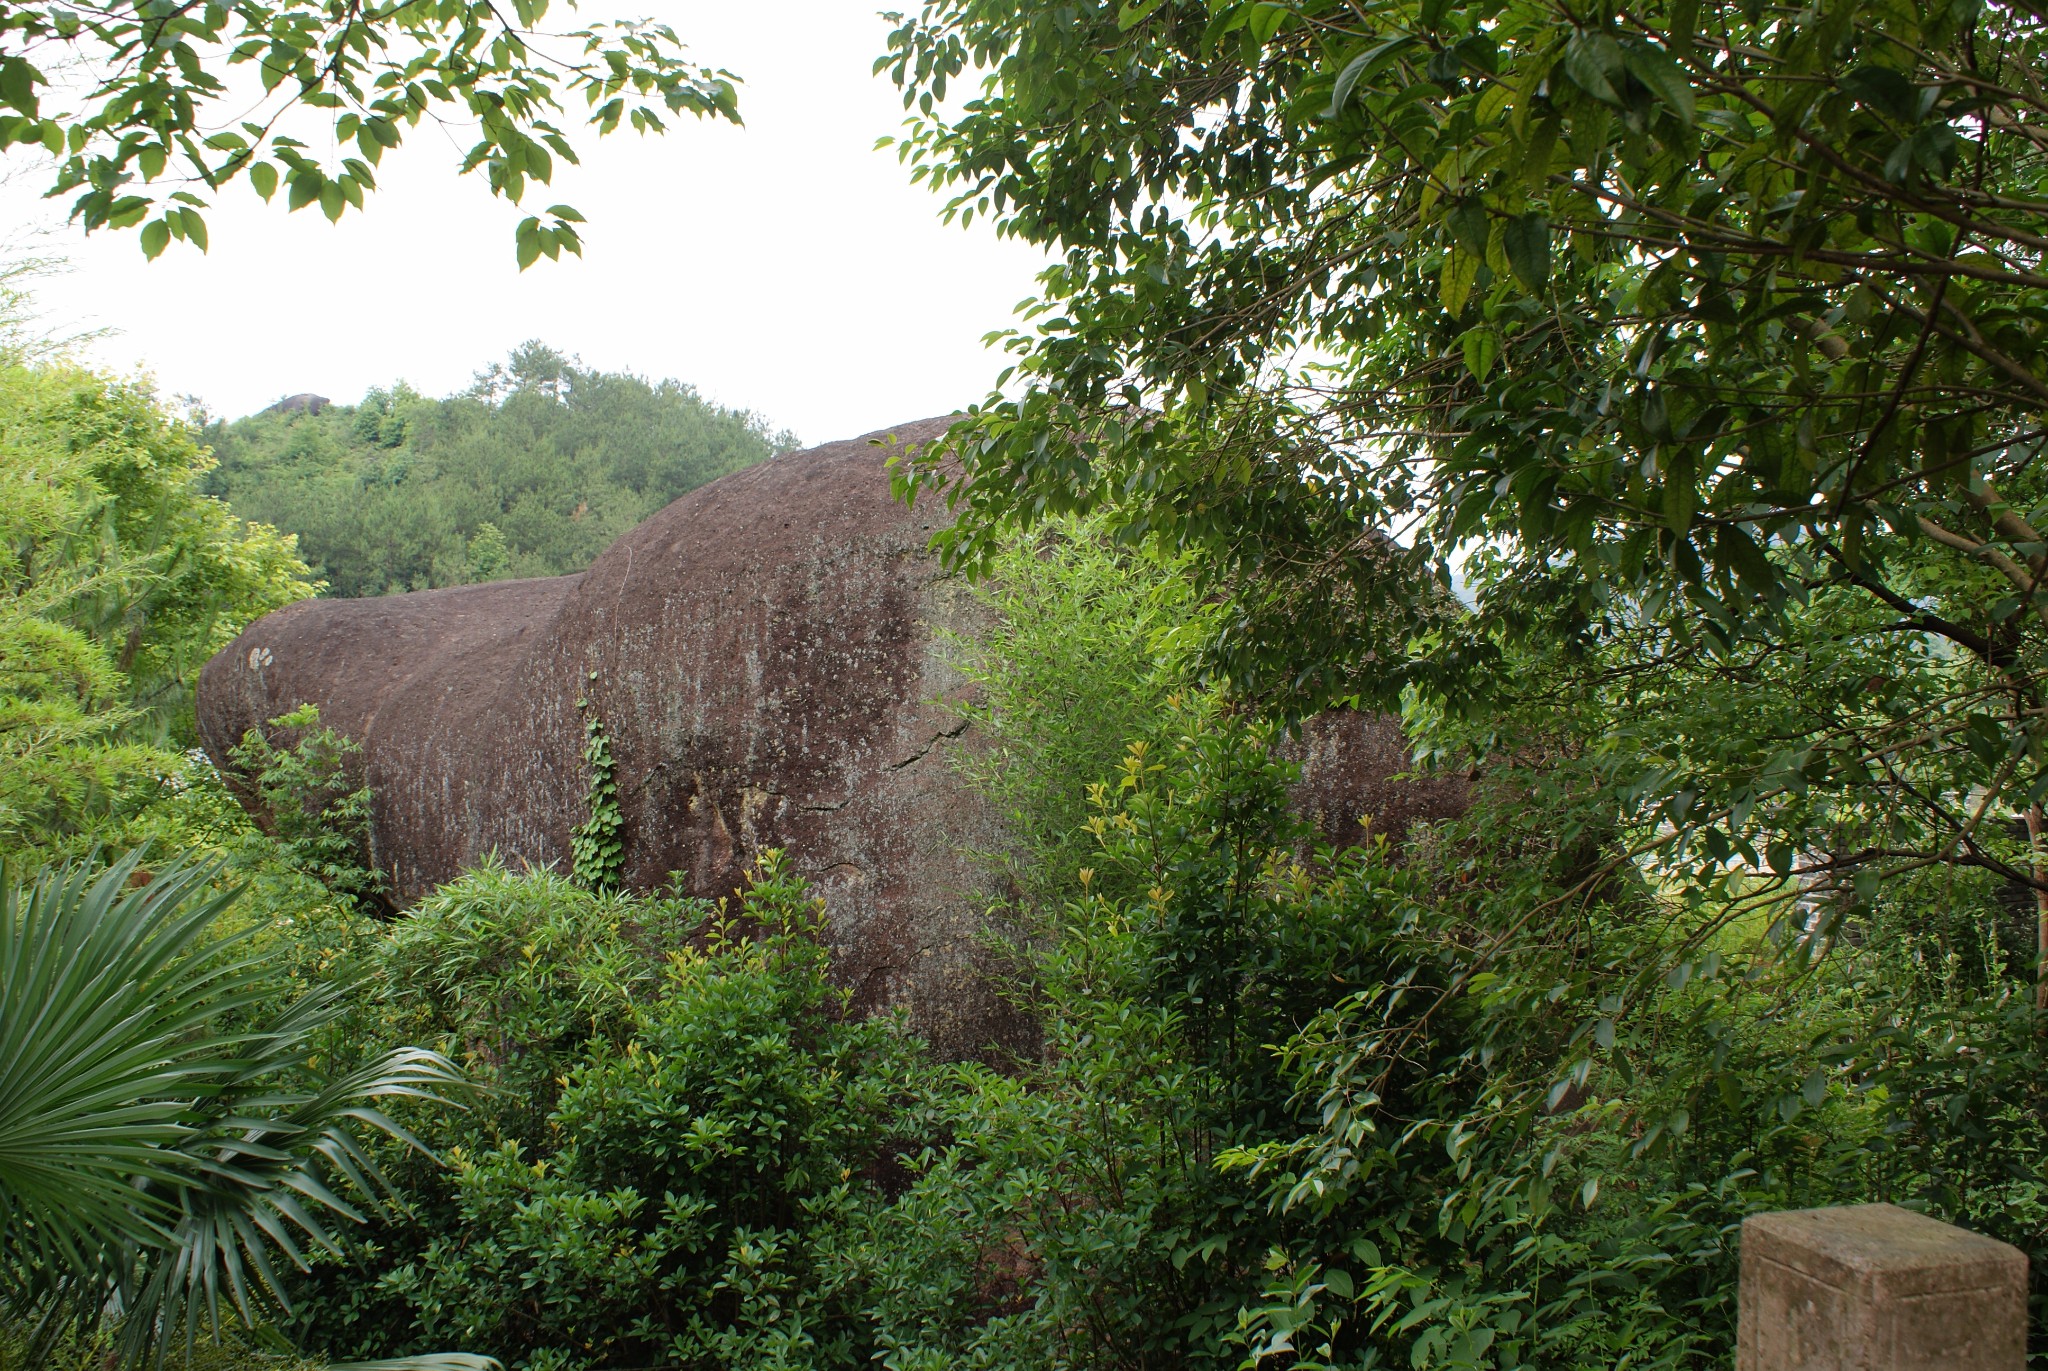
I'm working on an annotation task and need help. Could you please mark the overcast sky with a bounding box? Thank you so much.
[0,2,1050,445]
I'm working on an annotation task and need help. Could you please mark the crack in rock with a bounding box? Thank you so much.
[890,718,970,771]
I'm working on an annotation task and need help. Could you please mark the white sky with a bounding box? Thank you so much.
[0,2,1049,445]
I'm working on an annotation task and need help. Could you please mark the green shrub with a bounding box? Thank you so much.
[229,704,386,914]
[866,702,1492,1368]
[289,855,924,1371]
[946,520,1205,907]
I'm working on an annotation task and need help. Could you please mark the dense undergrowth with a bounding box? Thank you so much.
[3,351,2044,1370]
[284,857,925,1366]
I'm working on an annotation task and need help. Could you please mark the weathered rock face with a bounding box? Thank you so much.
[198,417,1464,1057]
[1282,711,1472,852]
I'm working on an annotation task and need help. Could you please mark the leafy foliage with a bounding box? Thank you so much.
[0,1324,323,1371]
[0,0,739,262]
[287,855,925,1370]
[200,343,789,598]
[0,361,313,863]
[569,699,624,894]
[881,0,2048,931]
[229,704,386,914]
[862,690,2048,1367]
[851,533,2048,1365]
[0,848,461,1367]
[945,519,1206,904]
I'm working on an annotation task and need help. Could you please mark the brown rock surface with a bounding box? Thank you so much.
[1282,710,1470,851]
[199,417,1465,1056]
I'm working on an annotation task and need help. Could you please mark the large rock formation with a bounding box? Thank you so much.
[198,418,1464,1057]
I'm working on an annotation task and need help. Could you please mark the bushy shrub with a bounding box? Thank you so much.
[229,704,386,914]
[869,704,1414,1367]
[289,855,924,1371]
[946,520,1205,907]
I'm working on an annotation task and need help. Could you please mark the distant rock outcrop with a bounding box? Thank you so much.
[265,393,329,416]
[198,418,1465,1057]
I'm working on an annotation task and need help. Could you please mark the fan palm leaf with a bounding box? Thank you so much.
[0,847,471,1367]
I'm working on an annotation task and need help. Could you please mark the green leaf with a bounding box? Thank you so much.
[139,218,170,258]
[1663,464,1697,536]
[1623,42,1696,126]
[1461,327,1500,381]
[249,161,277,200]
[1325,49,1373,119]
[1563,30,1626,104]
[1502,212,1550,291]
[1440,248,1479,317]
[1716,523,1773,591]
[1639,386,1670,439]
[1323,39,1413,118]
[1447,200,1489,256]
[1117,0,1165,30]
[1840,65,1916,120]
[1248,3,1290,43]
[1670,0,1701,50]
[0,58,38,117]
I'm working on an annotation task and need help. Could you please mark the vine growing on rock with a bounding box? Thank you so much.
[571,694,625,893]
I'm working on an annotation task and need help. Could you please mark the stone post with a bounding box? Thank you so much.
[1738,1202,2028,1370]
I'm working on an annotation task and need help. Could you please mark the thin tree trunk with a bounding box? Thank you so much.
[2027,804,2048,1012]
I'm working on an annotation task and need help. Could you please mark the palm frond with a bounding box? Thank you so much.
[0,847,468,1368]
[0,849,264,1294]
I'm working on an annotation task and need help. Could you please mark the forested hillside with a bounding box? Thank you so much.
[199,341,793,597]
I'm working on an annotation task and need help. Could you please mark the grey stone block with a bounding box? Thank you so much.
[1738,1203,2027,1370]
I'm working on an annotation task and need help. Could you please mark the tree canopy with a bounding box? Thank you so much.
[0,361,313,859]
[0,0,738,263]
[884,0,2048,920]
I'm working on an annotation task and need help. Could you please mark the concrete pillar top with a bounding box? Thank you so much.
[1747,1203,2024,1288]
[1738,1203,2028,1370]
